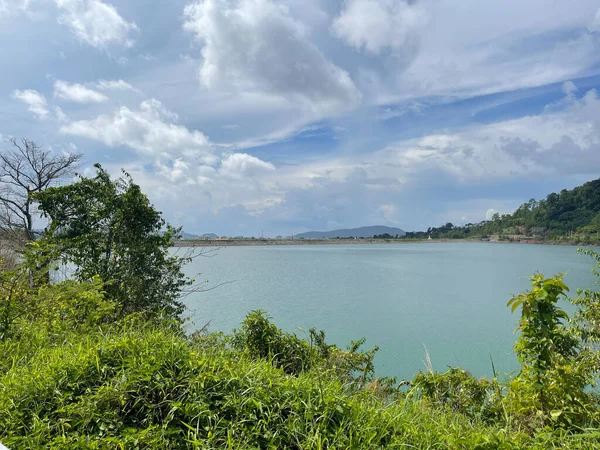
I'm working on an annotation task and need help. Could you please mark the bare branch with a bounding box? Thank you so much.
[0,137,82,244]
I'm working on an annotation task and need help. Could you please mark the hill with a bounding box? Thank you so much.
[180,232,201,239]
[405,178,600,242]
[296,225,405,239]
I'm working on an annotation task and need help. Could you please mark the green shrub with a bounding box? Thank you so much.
[232,310,313,375]
[0,319,534,450]
[232,310,381,390]
[0,265,33,342]
[411,368,498,420]
[506,273,599,430]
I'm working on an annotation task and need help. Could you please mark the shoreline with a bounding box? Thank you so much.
[173,238,592,248]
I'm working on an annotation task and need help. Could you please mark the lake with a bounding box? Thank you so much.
[182,242,598,381]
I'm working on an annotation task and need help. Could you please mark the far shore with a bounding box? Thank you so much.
[173,238,590,248]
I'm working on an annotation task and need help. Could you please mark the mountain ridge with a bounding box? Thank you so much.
[295,226,405,239]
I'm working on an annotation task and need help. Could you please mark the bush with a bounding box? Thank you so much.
[411,368,498,420]
[0,318,533,450]
[232,310,313,375]
[232,310,381,389]
[506,273,599,430]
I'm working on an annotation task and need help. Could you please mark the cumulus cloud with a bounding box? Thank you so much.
[59,99,212,159]
[55,0,138,49]
[54,80,108,103]
[12,89,49,119]
[220,153,275,177]
[346,0,600,103]
[332,0,428,54]
[375,88,600,181]
[183,0,361,115]
[57,92,282,215]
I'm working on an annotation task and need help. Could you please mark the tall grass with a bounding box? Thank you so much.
[1,314,599,449]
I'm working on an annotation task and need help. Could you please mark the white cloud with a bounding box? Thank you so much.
[344,0,600,104]
[12,89,49,119]
[332,0,428,54]
[60,99,212,160]
[378,203,399,223]
[55,0,137,49]
[563,80,577,95]
[54,80,108,103]
[57,92,283,214]
[589,8,600,32]
[0,0,33,17]
[183,0,361,115]
[220,153,275,176]
[0,0,9,15]
[96,79,138,92]
[254,87,600,218]
[55,106,68,122]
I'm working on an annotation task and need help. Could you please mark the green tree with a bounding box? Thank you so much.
[33,164,192,318]
[507,274,597,429]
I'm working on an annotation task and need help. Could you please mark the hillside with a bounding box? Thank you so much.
[405,178,600,242]
[296,225,405,239]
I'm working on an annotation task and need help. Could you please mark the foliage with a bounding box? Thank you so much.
[0,264,32,341]
[232,310,380,388]
[404,177,600,241]
[0,310,535,450]
[4,274,600,448]
[232,310,314,375]
[572,249,600,344]
[506,273,598,430]
[373,233,402,239]
[411,368,498,420]
[32,164,192,318]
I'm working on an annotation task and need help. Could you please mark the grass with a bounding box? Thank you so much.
[2,316,600,449]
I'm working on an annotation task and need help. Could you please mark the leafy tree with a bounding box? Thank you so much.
[32,164,192,318]
[0,138,81,244]
[507,274,597,429]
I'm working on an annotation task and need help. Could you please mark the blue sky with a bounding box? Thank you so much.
[2,0,600,236]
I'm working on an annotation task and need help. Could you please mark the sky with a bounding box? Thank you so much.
[1,0,600,237]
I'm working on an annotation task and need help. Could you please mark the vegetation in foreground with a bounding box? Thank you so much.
[2,161,600,448]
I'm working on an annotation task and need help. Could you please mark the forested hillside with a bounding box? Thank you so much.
[405,178,600,242]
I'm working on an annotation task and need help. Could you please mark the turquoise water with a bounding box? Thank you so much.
[182,243,597,381]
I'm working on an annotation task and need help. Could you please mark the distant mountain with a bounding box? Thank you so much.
[295,226,405,239]
[200,233,218,239]
[180,232,201,239]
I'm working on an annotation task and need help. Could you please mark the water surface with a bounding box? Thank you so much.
[183,243,597,380]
